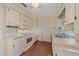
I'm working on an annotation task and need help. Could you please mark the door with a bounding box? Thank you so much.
[42,27,51,42]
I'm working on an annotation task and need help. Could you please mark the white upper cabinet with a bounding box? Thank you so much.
[19,14,28,29]
[6,6,20,26]
[5,6,33,30]
[19,14,32,30]
[57,4,65,18]
[64,3,75,25]
[57,4,75,25]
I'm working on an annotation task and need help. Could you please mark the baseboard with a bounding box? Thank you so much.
[37,40,51,43]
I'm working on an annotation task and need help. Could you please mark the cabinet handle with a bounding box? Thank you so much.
[13,45,15,47]
[56,54,57,56]
[75,16,77,20]
[8,8,10,11]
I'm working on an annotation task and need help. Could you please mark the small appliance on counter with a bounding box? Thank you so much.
[56,26,65,38]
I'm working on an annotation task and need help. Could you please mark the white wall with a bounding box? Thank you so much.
[36,16,56,42]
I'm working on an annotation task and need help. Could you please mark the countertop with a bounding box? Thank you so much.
[51,33,79,51]
[54,38,79,48]
[5,32,36,39]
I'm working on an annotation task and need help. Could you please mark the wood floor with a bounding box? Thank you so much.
[21,41,53,56]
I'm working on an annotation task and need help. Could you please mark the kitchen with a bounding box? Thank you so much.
[0,3,79,56]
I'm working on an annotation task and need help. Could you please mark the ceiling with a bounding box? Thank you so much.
[25,3,61,18]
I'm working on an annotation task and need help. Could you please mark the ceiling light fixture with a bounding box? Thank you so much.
[31,3,40,8]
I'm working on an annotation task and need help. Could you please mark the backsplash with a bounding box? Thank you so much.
[76,34,79,41]
[4,28,17,33]
[64,31,75,38]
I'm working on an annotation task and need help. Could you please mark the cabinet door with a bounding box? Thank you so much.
[6,7,19,26]
[64,3,75,25]
[19,37,25,51]
[19,14,32,30]
[55,46,64,56]
[24,17,30,29]
[13,37,26,56]
[22,16,29,29]
[74,4,79,34]
[13,39,21,56]
[19,14,25,29]
[62,48,79,56]
[23,36,26,48]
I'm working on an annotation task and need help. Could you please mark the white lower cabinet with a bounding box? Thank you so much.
[54,45,79,56]
[55,46,64,56]
[19,37,25,52]
[6,36,26,56]
[13,37,26,56]
[13,39,21,56]
[62,48,79,56]
[52,45,57,56]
